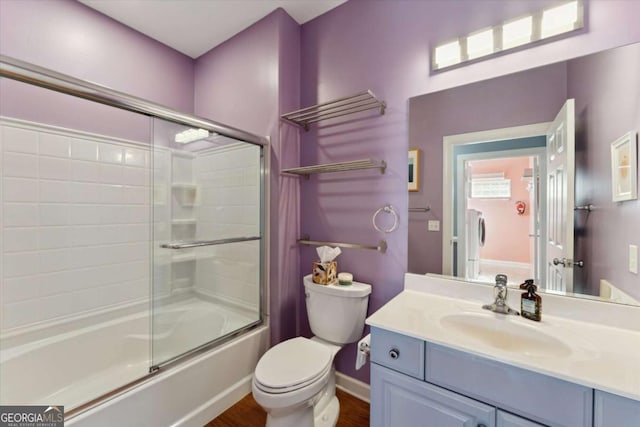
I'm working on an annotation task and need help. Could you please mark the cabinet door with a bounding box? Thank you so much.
[425,343,592,427]
[594,391,640,427]
[497,411,545,427]
[371,363,495,427]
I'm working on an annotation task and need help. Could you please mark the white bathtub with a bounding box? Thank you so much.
[1,298,268,425]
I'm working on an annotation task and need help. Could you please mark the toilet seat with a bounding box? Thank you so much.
[254,337,332,394]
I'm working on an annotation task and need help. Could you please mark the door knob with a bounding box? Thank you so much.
[552,257,566,267]
[553,258,584,268]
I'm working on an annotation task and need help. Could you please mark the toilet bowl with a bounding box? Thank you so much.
[252,337,341,427]
[252,276,371,427]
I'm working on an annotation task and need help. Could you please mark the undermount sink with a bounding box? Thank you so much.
[440,313,572,358]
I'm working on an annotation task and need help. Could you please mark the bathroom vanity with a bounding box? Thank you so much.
[366,274,640,427]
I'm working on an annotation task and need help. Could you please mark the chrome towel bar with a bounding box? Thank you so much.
[298,236,387,254]
[160,236,261,249]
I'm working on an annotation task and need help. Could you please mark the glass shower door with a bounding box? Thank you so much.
[151,118,263,367]
[0,78,153,411]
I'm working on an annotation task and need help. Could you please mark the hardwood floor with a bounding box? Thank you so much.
[205,389,370,427]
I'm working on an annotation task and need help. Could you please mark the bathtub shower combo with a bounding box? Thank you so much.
[0,56,267,420]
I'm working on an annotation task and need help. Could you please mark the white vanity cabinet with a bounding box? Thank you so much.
[370,327,601,427]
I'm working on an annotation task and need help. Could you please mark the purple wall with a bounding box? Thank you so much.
[0,0,194,142]
[408,63,568,274]
[194,8,301,345]
[299,0,640,383]
[0,0,194,112]
[569,43,640,300]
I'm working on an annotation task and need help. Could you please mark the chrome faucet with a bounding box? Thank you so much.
[482,274,519,316]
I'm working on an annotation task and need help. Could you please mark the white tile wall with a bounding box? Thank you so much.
[193,145,261,311]
[1,121,151,332]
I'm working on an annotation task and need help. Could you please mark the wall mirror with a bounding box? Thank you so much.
[408,41,640,306]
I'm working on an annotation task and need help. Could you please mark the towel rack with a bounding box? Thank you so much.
[281,159,386,178]
[298,236,387,254]
[409,207,431,212]
[160,236,260,249]
[281,90,386,130]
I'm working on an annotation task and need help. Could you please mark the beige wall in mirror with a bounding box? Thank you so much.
[408,42,640,306]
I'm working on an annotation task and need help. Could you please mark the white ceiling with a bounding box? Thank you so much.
[79,0,347,58]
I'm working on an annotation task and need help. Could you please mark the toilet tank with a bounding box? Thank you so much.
[303,275,371,345]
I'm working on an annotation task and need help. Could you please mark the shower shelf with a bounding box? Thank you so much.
[172,219,197,225]
[172,253,197,263]
[281,90,386,131]
[281,159,386,178]
[171,183,198,206]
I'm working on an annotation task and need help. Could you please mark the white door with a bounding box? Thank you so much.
[531,157,542,284]
[546,99,575,292]
[455,161,474,277]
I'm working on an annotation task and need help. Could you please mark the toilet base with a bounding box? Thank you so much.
[265,404,314,427]
[314,395,339,427]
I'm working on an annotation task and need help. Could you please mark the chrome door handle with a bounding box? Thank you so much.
[553,258,584,268]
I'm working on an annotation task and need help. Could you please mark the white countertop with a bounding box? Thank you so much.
[366,273,640,401]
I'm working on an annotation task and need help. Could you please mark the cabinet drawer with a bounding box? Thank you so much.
[594,390,640,427]
[371,363,495,427]
[371,327,424,379]
[425,343,593,427]
[497,411,545,427]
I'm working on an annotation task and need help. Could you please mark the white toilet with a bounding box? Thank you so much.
[252,274,371,427]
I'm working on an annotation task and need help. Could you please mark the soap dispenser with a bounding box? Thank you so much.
[520,279,542,321]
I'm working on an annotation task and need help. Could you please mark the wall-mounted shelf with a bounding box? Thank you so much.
[298,236,387,254]
[281,90,386,131]
[282,159,386,178]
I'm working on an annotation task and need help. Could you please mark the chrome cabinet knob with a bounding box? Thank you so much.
[389,348,400,359]
[477,424,487,427]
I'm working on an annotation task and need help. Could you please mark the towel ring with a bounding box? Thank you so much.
[373,204,399,233]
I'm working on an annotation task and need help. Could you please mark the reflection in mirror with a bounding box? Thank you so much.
[408,42,640,306]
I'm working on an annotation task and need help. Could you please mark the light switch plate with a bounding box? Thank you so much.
[428,220,440,232]
[630,245,638,274]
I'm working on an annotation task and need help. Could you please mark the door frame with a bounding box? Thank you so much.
[442,122,550,275]
[455,147,546,282]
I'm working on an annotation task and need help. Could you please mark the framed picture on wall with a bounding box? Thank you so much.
[408,148,420,192]
[610,131,638,202]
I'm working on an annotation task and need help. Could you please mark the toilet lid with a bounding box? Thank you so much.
[254,337,332,390]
